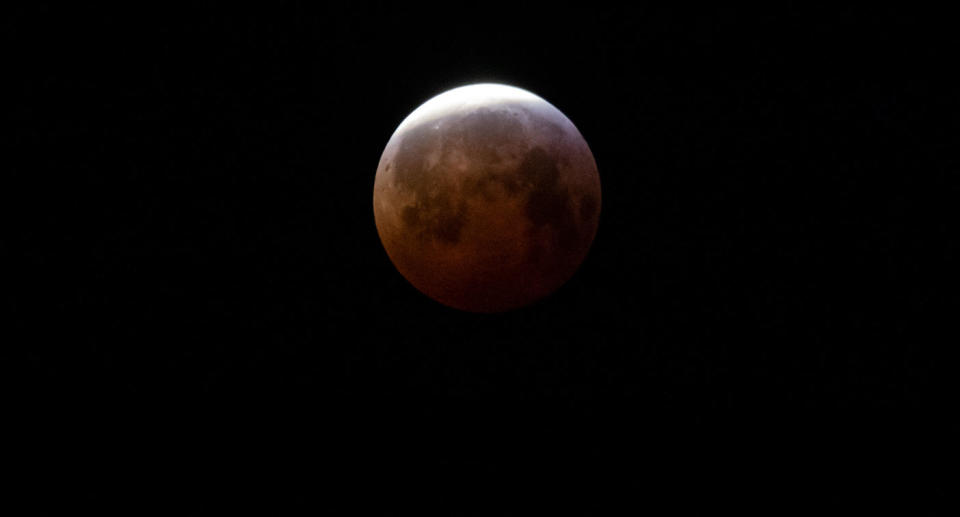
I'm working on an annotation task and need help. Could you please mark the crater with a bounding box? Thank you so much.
[401,191,467,245]
[444,107,525,167]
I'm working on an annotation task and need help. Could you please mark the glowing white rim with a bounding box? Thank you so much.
[394,83,552,134]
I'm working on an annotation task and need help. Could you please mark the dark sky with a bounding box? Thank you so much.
[8,4,954,513]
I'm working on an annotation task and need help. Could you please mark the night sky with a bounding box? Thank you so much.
[9,4,954,513]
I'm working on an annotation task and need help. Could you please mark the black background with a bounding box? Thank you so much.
[8,4,955,514]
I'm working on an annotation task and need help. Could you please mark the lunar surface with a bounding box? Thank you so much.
[373,83,601,312]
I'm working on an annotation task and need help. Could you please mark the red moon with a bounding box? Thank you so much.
[373,84,601,313]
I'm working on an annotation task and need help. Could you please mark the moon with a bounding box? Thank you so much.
[373,83,601,313]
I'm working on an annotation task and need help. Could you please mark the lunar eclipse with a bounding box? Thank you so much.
[373,84,602,312]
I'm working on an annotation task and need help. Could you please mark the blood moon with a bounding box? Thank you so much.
[373,83,601,313]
